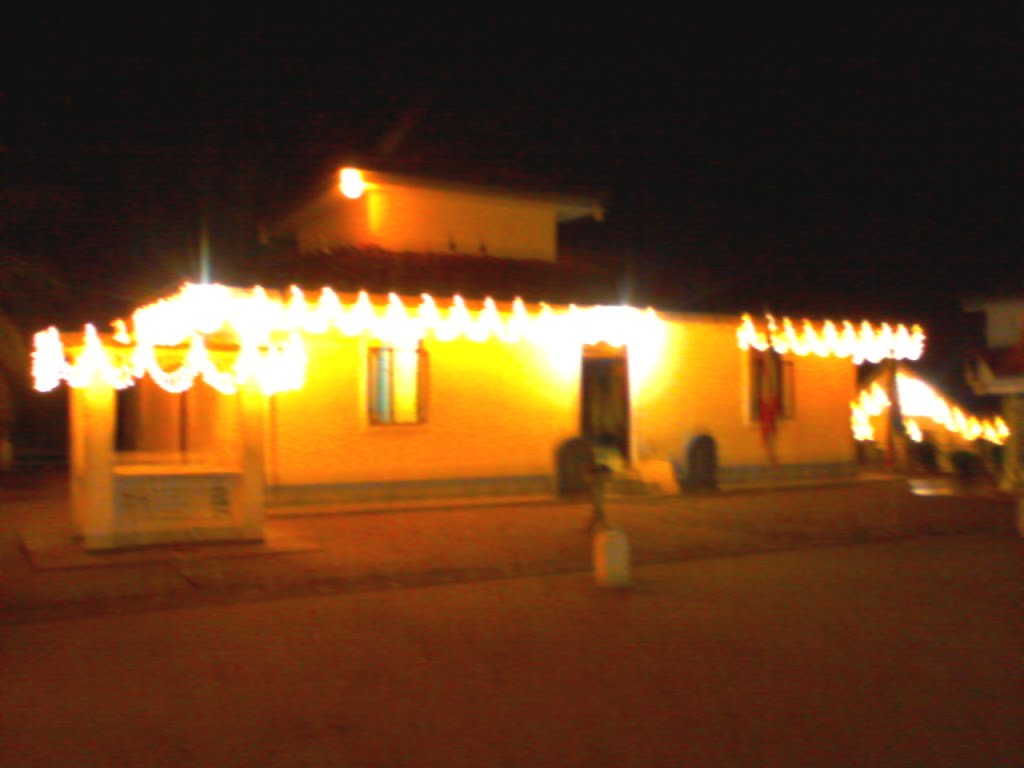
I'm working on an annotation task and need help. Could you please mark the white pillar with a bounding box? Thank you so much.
[237,382,266,540]
[70,380,115,546]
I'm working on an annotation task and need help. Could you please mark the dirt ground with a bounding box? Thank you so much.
[2,531,1021,767]
[1,474,1017,624]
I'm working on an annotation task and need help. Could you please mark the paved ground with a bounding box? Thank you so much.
[0,471,1018,624]
[2,531,1021,767]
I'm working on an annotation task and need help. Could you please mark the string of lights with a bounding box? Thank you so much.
[32,283,660,395]
[850,375,1009,446]
[737,314,926,364]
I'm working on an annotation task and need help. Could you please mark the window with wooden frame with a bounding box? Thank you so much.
[367,343,428,425]
[748,349,796,422]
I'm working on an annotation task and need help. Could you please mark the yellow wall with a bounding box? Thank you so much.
[185,384,242,465]
[133,379,181,453]
[126,377,241,467]
[267,313,856,488]
[295,183,558,261]
[631,314,857,468]
[126,310,858,490]
[267,333,579,486]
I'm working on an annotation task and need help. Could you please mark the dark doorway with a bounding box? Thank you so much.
[581,345,630,462]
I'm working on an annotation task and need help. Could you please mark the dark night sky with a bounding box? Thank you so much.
[2,7,1020,399]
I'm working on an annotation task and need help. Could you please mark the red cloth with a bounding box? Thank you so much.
[759,351,780,465]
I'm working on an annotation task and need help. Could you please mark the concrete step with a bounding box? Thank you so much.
[607,473,662,496]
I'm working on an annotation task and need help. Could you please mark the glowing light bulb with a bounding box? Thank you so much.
[339,168,366,200]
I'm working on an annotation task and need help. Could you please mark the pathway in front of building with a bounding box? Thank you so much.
[1,473,1017,624]
[2,532,1021,767]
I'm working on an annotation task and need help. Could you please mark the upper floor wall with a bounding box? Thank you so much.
[282,167,604,263]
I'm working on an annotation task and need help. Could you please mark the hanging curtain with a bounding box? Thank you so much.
[759,349,781,466]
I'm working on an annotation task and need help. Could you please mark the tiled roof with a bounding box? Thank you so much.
[337,154,608,206]
[233,246,625,307]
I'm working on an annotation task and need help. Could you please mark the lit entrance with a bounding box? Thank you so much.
[581,344,630,465]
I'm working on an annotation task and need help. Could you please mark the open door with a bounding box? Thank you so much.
[581,344,630,463]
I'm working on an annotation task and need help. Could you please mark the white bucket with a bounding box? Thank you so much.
[593,527,632,588]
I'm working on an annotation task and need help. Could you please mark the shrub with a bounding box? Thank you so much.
[949,450,984,480]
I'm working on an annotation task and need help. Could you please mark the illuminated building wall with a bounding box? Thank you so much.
[267,333,579,492]
[634,315,857,472]
[126,378,242,465]
[35,284,936,509]
[260,310,859,496]
[292,170,566,261]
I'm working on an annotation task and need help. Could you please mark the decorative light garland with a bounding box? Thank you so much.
[850,374,1010,446]
[737,314,925,364]
[32,283,661,396]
